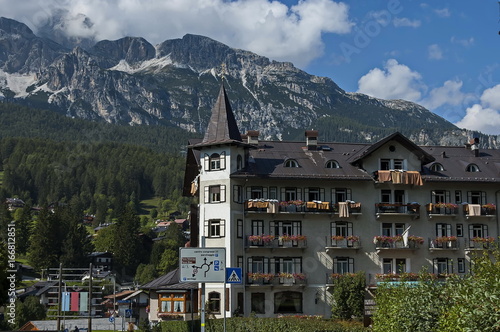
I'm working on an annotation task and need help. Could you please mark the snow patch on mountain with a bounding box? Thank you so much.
[110,55,173,74]
[0,69,36,97]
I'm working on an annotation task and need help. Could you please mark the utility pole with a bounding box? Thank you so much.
[88,263,93,332]
[57,263,62,331]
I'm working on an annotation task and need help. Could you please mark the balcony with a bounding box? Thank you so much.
[428,237,459,251]
[246,273,307,287]
[464,237,496,251]
[367,273,449,287]
[245,235,307,250]
[374,170,423,185]
[373,235,424,250]
[375,203,420,219]
[244,200,361,217]
[463,204,496,219]
[426,203,459,218]
[325,236,361,251]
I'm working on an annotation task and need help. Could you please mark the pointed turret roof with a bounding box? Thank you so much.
[201,82,242,144]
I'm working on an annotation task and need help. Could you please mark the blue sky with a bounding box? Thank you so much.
[2,0,500,134]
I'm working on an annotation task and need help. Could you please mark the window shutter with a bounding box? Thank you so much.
[481,191,486,205]
[204,220,209,237]
[220,185,226,202]
[204,186,209,203]
[220,151,226,170]
[331,189,336,203]
[446,224,452,237]
[347,222,353,237]
[237,219,243,238]
[263,187,268,199]
[349,258,354,273]
[264,257,270,273]
[467,191,472,203]
[320,188,325,201]
[304,188,309,200]
[483,224,488,236]
[233,185,241,203]
[331,222,336,236]
[269,221,275,236]
[246,187,251,201]
[204,153,210,171]
[297,188,302,200]
[225,288,230,312]
[281,187,286,201]
[468,224,474,238]
[221,219,225,237]
[432,258,437,274]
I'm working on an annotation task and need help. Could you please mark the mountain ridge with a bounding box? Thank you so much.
[0,17,498,148]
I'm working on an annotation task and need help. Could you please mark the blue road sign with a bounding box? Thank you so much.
[109,316,115,323]
[226,267,242,284]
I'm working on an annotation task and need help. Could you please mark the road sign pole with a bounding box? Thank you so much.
[201,236,205,332]
[223,277,226,332]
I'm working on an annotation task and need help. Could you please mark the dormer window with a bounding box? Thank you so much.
[466,164,480,172]
[325,160,340,169]
[284,159,299,168]
[430,163,445,172]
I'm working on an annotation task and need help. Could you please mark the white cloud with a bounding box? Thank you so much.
[434,8,451,18]
[357,59,423,101]
[428,44,443,60]
[393,17,421,28]
[451,36,474,47]
[453,84,500,135]
[480,84,500,109]
[0,0,353,68]
[420,80,466,110]
[455,104,500,135]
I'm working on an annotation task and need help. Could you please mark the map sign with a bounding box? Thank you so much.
[179,248,226,283]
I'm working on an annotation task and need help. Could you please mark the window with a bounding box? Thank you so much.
[325,160,340,169]
[455,191,462,204]
[237,219,243,238]
[204,152,226,171]
[250,187,263,199]
[269,187,277,199]
[251,293,265,314]
[383,258,407,274]
[393,159,404,170]
[469,224,488,239]
[159,293,190,313]
[457,258,466,273]
[204,185,226,203]
[331,222,353,238]
[380,158,405,170]
[275,257,302,275]
[274,291,302,313]
[271,221,302,240]
[436,223,452,237]
[305,187,321,201]
[430,163,444,172]
[382,223,405,237]
[333,257,354,274]
[251,220,264,236]
[237,155,243,170]
[467,191,486,205]
[233,185,243,203]
[332,188,352,203]
[434,258,453,275]
[431,190,450,204]
[466,163,480,172]
[284,159,299,167]
[208,292,221,313]
[456,224,463,237]
[284,188,297,201]
[205,219,225,237]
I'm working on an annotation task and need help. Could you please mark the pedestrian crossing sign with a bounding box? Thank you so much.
[226,267,242,284]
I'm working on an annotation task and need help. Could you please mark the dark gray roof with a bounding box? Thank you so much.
[140,268,197,290]
[199,83,242,146]
[421,145,500,182]
[232,140,373,180]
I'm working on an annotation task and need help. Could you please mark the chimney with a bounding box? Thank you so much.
[246,130,259,145]
[470,137,479,157]
[305,130,319,150]
[441,151,446,158]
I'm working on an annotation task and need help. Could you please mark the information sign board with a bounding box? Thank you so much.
[179,248,226,283]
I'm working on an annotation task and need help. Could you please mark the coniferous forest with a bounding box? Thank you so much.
[0,102,199,285]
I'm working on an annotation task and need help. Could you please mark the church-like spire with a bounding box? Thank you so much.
[201,82,242,144]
